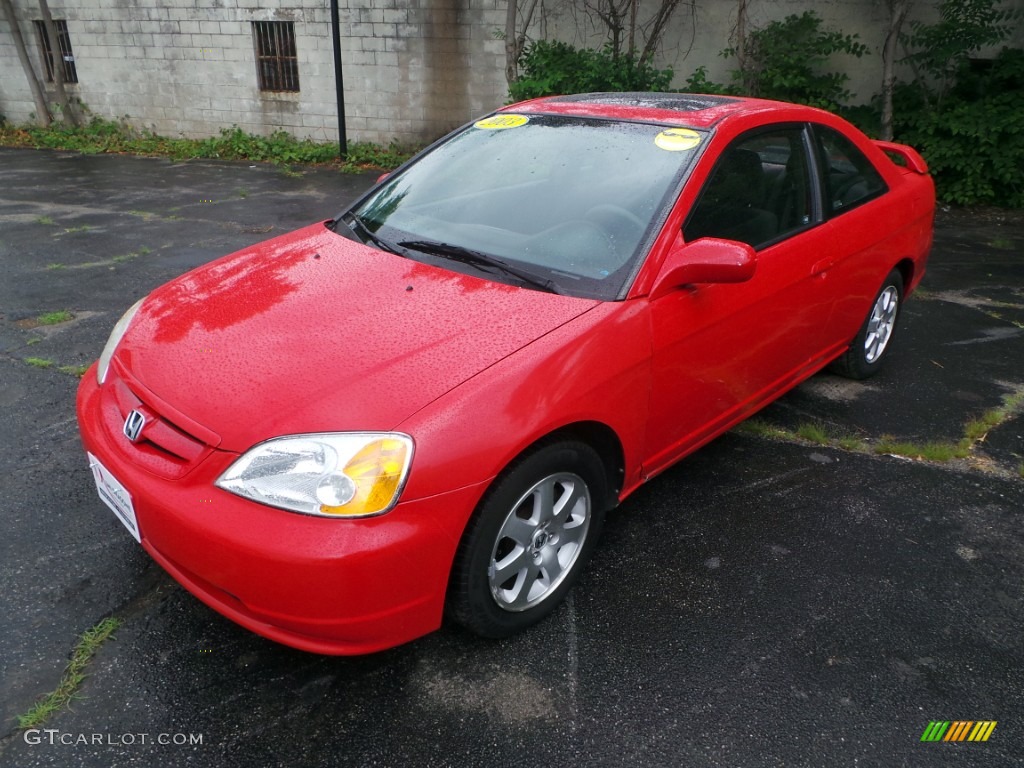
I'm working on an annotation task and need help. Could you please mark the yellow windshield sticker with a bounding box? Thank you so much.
[474,114,530,130]
[655,128,701,151]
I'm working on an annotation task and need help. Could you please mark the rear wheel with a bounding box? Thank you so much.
[447,440,607,638]
[831,269,904,380]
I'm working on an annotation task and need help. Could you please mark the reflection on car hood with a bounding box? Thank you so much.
[115,222,598,452]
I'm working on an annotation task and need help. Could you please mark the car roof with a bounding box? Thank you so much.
[506,92,821,129]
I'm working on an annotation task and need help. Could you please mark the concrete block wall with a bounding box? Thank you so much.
[2,1,1021,145]
[0,0,508,145]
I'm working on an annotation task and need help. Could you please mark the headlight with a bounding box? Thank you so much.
[97,298,145,384]
[216,433,414,518]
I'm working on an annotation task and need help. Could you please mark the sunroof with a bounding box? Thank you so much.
[547,93,738,111]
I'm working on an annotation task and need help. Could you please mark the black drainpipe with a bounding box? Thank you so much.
[330,0,348,158]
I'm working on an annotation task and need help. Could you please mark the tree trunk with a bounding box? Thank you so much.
[504,0,539,88]
[881,0,911,140]
[1,0,52,125]
[640,0,682,65]
[38,0,78,125]
[505,0,519,87]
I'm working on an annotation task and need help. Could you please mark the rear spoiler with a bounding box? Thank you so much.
[873,140,929,174]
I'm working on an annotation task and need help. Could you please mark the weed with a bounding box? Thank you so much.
[0,117,415,172]
[17,618,122,729]
[36,310,73,325]
[60,224,93,234]
[35,215,55,225]
[734,419,794,440]
[874,436,966,462]
[962,388,1024,443]
[837,436,863,451]
[45,263,66,270]
[990,237,1013,249]
[237,187,249,198]
[26,337,41,346]
[138,246,152,255]
[796,422,833,445]
[58,364,90,378]
[25,357,55,368]
[112,253,134,263]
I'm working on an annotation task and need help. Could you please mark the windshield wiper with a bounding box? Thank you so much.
[397,239,560,294]
[347,215,405,256]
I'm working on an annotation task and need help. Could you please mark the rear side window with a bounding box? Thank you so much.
[814,126,887,215]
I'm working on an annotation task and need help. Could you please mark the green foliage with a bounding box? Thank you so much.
[723,11,869,111]
[0,117,414,172]
[17,618,121,729]
[509,40,673,102]
[893,47,1024,206]
[682,65,727,95]
[36,310,73,325]
[905,0,1021,93]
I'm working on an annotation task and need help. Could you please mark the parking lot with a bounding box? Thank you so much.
[1,147,1022,767]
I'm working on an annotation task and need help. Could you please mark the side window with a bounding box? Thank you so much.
[814,126,887,214]
[684,128,813,250]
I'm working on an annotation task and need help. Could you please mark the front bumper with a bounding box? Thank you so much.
[77,363,486,654]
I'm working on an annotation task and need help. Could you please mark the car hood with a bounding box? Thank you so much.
[115,222,598,452]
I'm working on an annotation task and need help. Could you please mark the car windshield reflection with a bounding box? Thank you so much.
[347,115,705,299]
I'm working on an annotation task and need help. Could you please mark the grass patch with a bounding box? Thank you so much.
[58,364,90,378]
[874,436,966,462]
[36,310,74,325]
[17,617,122,729]
[112,247,151,263]
[1,117,415,172]
[734,418,795,440]
[24,357,55,368]
[963,388,1024,444]
[795,422,832,445]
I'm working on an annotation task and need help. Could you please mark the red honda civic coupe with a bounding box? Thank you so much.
[77,93,934,654]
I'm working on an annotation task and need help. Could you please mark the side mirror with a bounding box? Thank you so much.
[376,172,390,184]
[649,237,756,299]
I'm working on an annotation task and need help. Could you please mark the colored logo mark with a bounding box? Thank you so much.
[920,721,997,742]
[654,128,701,151]
[474,114,529,130]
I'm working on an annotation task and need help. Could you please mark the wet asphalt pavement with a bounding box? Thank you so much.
[0,147,1022,767]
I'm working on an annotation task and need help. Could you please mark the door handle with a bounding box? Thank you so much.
[811,256,836,276]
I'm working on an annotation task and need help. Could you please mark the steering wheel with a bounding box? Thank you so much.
[585,204,646,245]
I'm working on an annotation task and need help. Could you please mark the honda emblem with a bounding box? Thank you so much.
[123,409,146,442]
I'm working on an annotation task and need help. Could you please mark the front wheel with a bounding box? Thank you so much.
[447,440,608,638]
[831,269,904,380]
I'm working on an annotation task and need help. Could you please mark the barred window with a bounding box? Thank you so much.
[34,19,78,84]
[252,21,299,92]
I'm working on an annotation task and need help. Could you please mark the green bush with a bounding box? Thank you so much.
[893,47,1024,206]
[721,11,868,111]
[509,40,673,102]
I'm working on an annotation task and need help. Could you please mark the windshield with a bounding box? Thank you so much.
[345,114,704,299]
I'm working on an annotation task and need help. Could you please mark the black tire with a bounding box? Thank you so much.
[447,440,608,639]
[831,269,904,380]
